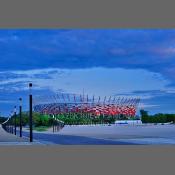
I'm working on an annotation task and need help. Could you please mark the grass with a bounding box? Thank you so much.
[32,126,50,132]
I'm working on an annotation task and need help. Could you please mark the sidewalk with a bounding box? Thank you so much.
[0,125,42,145]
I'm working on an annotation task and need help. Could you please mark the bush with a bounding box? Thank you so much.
[140,110,175,123]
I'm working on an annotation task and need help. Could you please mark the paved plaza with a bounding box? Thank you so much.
[1,123,175,145]
[58,124,175,144]
[20,124,175,145]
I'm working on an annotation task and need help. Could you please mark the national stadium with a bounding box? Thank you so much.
[34,94,140,120]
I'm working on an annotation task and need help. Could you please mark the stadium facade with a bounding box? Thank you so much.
[34,94,140,118]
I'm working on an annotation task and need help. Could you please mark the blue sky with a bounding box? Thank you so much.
[0,29,175,116]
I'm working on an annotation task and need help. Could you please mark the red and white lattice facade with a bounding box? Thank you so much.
[34,94,140,117]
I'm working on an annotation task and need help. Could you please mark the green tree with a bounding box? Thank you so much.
[140,109,149,123]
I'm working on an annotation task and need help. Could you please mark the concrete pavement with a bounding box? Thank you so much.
[20,124,175,145]
[0,125,42,145]
[6,124,175,145]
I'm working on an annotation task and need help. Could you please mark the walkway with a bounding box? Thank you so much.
[0,125,41,145]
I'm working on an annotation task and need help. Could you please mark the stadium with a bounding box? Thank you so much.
[34,94,140,122]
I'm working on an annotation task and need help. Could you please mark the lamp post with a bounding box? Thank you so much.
[19,98,22,137]
[52,114,55,133]
[9,116,12,134]
[10,112,13,134]
[29,83,33,142]
[11,111,14,134]
[14,106,17,135]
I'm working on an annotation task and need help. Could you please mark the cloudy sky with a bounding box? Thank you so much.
[0,29,175,116]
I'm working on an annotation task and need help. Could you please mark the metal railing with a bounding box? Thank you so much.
[2,116,14,134]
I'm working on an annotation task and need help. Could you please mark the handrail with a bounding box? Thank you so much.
[2,117,10,125]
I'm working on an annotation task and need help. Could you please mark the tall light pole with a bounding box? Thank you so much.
[10,111,14,134]
[14,106,17,135]
[19,98,22,137]
[52,114,55,133]
[29,83,33,142]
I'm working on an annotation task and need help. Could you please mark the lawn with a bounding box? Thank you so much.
[32,126,50,132]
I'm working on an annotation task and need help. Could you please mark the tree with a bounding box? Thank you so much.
[140,109,149,123]
[140,109,148,117]
[0,116,7,124]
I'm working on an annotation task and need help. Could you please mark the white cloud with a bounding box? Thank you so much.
[138,103,160,109]
[0,100,15,104]
[0,67,171,99]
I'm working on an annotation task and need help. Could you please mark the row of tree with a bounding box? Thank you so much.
[0,116,7,123]
[140,110,175,123]
[7,112,117,126]
[9,112,53,127]
[2,110,175,126]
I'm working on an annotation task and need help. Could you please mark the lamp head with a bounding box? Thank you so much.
[29,83,32,87]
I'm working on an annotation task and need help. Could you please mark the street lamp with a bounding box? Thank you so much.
[19,98,22,137]
[14,106,17,135]
[29,83,33,142]
[52,114,55,133]
[10,111,14,134]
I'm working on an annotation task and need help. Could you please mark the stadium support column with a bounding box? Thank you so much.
[29,83,33,142]
[19,98,22,137]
